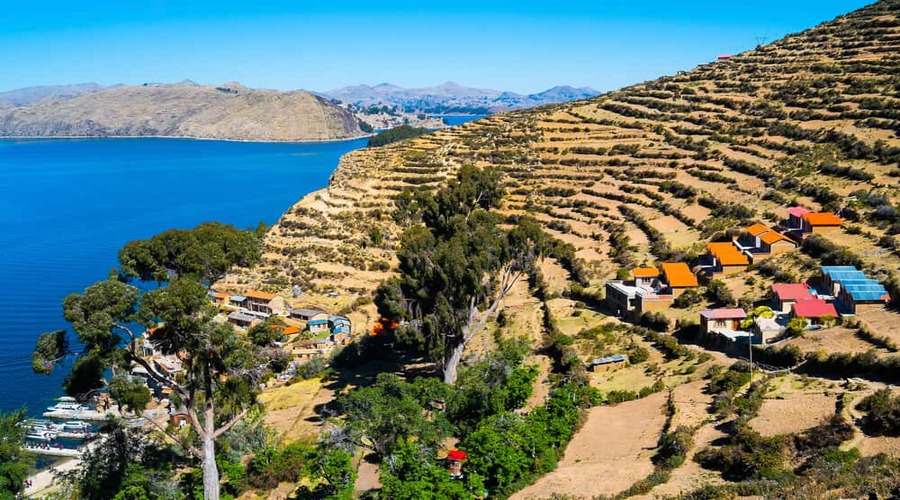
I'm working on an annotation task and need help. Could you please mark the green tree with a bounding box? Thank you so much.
[786,317,808,336]
[33,223,272,500]
[380,440,484,500]
[0,408,29,499]
[376,166,548,384]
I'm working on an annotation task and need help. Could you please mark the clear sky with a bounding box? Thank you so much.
[0,0,874,94]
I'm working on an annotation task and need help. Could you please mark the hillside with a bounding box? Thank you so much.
[0,82,364,141]
[221,0,900,497]
[0,83,104,106]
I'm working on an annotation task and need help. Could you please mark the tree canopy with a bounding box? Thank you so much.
[0,408,29,499]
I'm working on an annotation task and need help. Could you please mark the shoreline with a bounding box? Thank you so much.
[0,132,374,145]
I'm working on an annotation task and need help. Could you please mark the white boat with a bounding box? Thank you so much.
[25,430,57,441]
[47,402,86,412]
[62,420,91,431]
[25,419,61,431]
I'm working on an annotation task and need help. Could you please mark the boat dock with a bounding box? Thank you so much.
[42,408,115,421]
[23,445,82,458]
[56,431,94,440]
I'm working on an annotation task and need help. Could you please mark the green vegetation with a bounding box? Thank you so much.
[367,125,431,147]
[0,408,29,499]
[856,389,900,436]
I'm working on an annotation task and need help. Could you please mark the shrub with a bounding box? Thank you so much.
[857,389,900,436]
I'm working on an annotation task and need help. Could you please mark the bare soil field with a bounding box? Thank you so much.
[784,326,883,354]
[511,391,669,499]
[750,392,837,437]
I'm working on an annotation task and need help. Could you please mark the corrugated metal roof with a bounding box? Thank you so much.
[848,290,890,301]
[591,354,628,365]
[700,308,747,320]
[792,299,838,318]
[230,295,247,302]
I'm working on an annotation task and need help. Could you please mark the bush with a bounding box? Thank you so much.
[857,389,900,436]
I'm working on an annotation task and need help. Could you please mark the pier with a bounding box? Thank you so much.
[23,445,82,458]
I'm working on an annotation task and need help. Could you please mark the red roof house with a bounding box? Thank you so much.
[771,284,815,312]
[792,299,838,322]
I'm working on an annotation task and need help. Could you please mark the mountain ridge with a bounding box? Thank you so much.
[0,82,364,142]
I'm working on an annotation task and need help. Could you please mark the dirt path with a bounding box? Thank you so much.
[26,457,80,497]
[512,391,669,499]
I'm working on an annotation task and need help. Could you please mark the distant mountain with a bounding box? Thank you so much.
[0,82,364,142]
[0,83,104,106]
[318,82,599,113]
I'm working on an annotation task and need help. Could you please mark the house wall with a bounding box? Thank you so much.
[767,240,796,255]
[605,283,634,314]
[638,296,674,314]
[720,264,747,276]
[810,225,841,235]
[774,298,794,314]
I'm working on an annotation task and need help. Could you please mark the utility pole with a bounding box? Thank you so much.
[748,334,754,383]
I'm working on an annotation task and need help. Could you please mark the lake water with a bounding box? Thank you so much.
[0,115,487,417]
[0,137,368,415]
[441,115,489,126]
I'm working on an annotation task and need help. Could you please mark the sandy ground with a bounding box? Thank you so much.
[785,326,881,354]
[856,309,900,346]
[749,392,837,437]
[260,378,331,441]
[511,391,669,499]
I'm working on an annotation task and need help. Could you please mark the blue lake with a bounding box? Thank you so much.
[0,137,368,415]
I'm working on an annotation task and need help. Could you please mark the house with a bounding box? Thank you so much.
[209,291,229,305]
[837,279,891,314]
[307,317,329,334]
[589,354,628,372]
[786,207,811,231]
[331,332,350,344]
[605,281,641,317]
[661,262,699,296]
[244,290,285,315]
[717,54,733,61]
[229,295,248,309]
[707,242,749,275]
[290,308,327,321]
[329,315,352,335]
[741,223,772,249]
[771,283,815,313]
[632,267,660,288]
[754,316,785,344]
[801,212,843,234]
[700,309,747,334]
[717,330,756,352]
[758,230,797,256]
[228,311,256,329]
[821,266,867,295]
[792,299,838,324]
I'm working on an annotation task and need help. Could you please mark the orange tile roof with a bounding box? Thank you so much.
[745,223,771,236]
[707,242,749,266]
[244,290,276,301]
[802,212,842,226]
[759,230,795,245]
[282,326,302,335]
[633,267,660,278]
[213,292,229,299]
[661,262,698,288]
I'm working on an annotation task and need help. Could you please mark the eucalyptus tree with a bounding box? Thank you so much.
[377,166,548,384]
[33,222,275,500]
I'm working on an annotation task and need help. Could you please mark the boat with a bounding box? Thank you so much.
[47,402,86,412]
[25,429,57,441]
[25,419,61,431]
[62,420,91,432]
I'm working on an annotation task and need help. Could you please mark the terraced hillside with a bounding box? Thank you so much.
[218,1,900,497]
[226,0,899,312]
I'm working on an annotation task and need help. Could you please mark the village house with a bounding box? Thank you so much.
[244,290,285,315]
[282,325,302,336]
[700,308,747,334]
[771,283,816,313]
[209,291,229,305]
[605,281,642,318]
[758,230,798,256]
[632,267,660,288]
[707,242,749,275]
[589,354,628,372]
[792,299,838,324]
[308,317,330,334]
[754,316,785,344]
[227,311,256,329]
[801,212,843,235]
[821,266,867,295]
[785,206,811,232]
[837,279,891,314]
[229,295,248,309]
[329,315,352,335]
[740,223,772,249]
[661,262,698,296]
[290,308,327,322]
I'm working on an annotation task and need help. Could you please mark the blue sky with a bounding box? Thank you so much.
[0,0,874,94]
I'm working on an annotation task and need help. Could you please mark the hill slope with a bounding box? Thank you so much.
[0,82,364,141]
[233,0,899,299]
[0,83,104,106]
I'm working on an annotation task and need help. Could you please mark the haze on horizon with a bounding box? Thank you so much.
[1,0,873,95]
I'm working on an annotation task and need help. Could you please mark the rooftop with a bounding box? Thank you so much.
[661,262,699,288]
[802,212,843,226]
[592,354,628,365]
[707,242,749,266]
[787,206,812,218]
[759,230,794,245]
[700,308,748,320]
[745,223,771,236]
[792,299,838,318]
[633,267,660,278]
[230,295,247,302]
[772,283,815,302]
[245,290,276,301]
